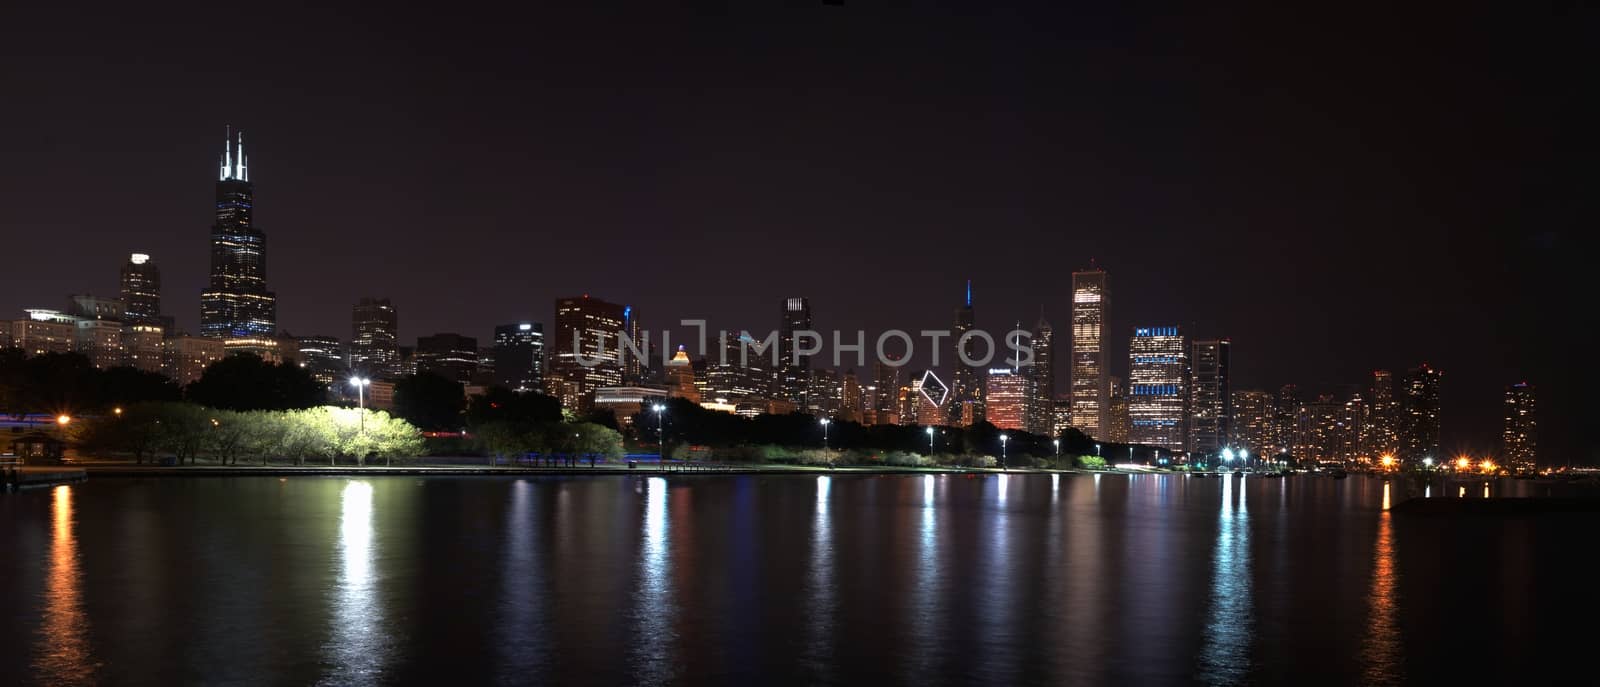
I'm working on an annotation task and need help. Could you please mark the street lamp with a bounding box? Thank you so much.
[1053,438,1061,469]
[1240,448,1249,467]
[1095,443,1101,458]
[820,418,831,451]
[926,426,935,455]
[350,376,371,435]
[999,433,1009,470]
[653,403,666,466]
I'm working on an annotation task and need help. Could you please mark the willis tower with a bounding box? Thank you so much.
[200,127,277,344]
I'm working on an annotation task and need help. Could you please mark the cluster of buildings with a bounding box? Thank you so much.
[0,131,1541,469]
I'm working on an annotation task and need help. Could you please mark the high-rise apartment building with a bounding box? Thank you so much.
[984,366,1028,431]
[122,324,165,374]
[549,295,625,413]
[1070,269,1109,438]
[493,322,544,393]
[200,128,277,342]
[350,297,399,379]
[1026,315,1056,436]
[1502,382,1536,472]
[1231,389,1277,455]
[163,335,225,386]
[1189,339,1232,457]
[778,298,813,405]
[1360,370,1399,459]
[296,336,346,387]
[119,253,162,325]
[1128,326,1187,452]
[947,281,984,426]
[416,333,478,384]
[872,360,901,425]
[1399,363,1442,464]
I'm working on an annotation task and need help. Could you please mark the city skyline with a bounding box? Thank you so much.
[0,4,1579,461]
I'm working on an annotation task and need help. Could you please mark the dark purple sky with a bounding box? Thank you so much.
[0,2,1586,460]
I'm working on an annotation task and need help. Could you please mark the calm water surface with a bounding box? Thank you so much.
[2,474,1593,685]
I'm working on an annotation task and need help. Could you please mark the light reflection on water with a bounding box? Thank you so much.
[629,477,674,685]
[1360,482,1404,685]
[322,480,384,686]
[1198,474,1253,683]
[906,474,941,680]
[5,473,1586,685]
[35,485,94,686]
[804,476,836,678]
[497,480,546,676]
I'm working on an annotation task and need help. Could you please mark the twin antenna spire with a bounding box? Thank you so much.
[219,125,248,182]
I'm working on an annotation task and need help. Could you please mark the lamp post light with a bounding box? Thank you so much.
[820,418,831,451]
[926,426,935,455]
[653,404,666,466]
[350,377,371,434]
[999,433,1009,471]
[1053,438,1061,469]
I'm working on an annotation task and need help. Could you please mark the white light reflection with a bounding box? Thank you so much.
[906,474,941,681]
[1052,473,1060,502]
[997,473,1009,505]
[1198,473,1253,682]
[804,476,836,677]
[498,480,546,675]
[629,477,674,683]
[324,480,384,685]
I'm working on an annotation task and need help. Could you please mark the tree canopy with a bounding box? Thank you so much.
[185,353,325,411]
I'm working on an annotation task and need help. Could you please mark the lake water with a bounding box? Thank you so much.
[2,473,1593,685]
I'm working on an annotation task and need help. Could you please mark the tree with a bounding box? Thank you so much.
[393,372,466,431]
[466,387,561,426]
[571,422,625,465]
[185,354,325,411]
[99,366,182,407]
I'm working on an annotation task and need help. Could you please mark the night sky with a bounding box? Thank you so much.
[0,3,1587,460]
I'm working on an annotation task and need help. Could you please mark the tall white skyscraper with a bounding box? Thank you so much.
[1070,269,1109,438]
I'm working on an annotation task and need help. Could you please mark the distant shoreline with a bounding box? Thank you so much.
[70,461,1093,479]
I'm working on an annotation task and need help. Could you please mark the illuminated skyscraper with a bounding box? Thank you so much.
[549,295,625,413]
[1398,363,1442,464]
[947,281,984,426]
[119,253,161,325]
[493,322,544,393]
[1188,339,1231,457]
[778,298,813,404]
[1502,382,1536,472]
[1070,269,1109,438]
[1128,326,1187,452]
[350,297,399,378]
[200,128,277,341]
[415,333,478,384]
[1026,314,1056,435]
[665,345,699,402]
[1231,389,1277,455]
[1105,377,1129,443]
[622,305,645,384]
[1360,370,1399,459]
[985,367,1028,431]
[872,360,901,425]
[296,335,346,387]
